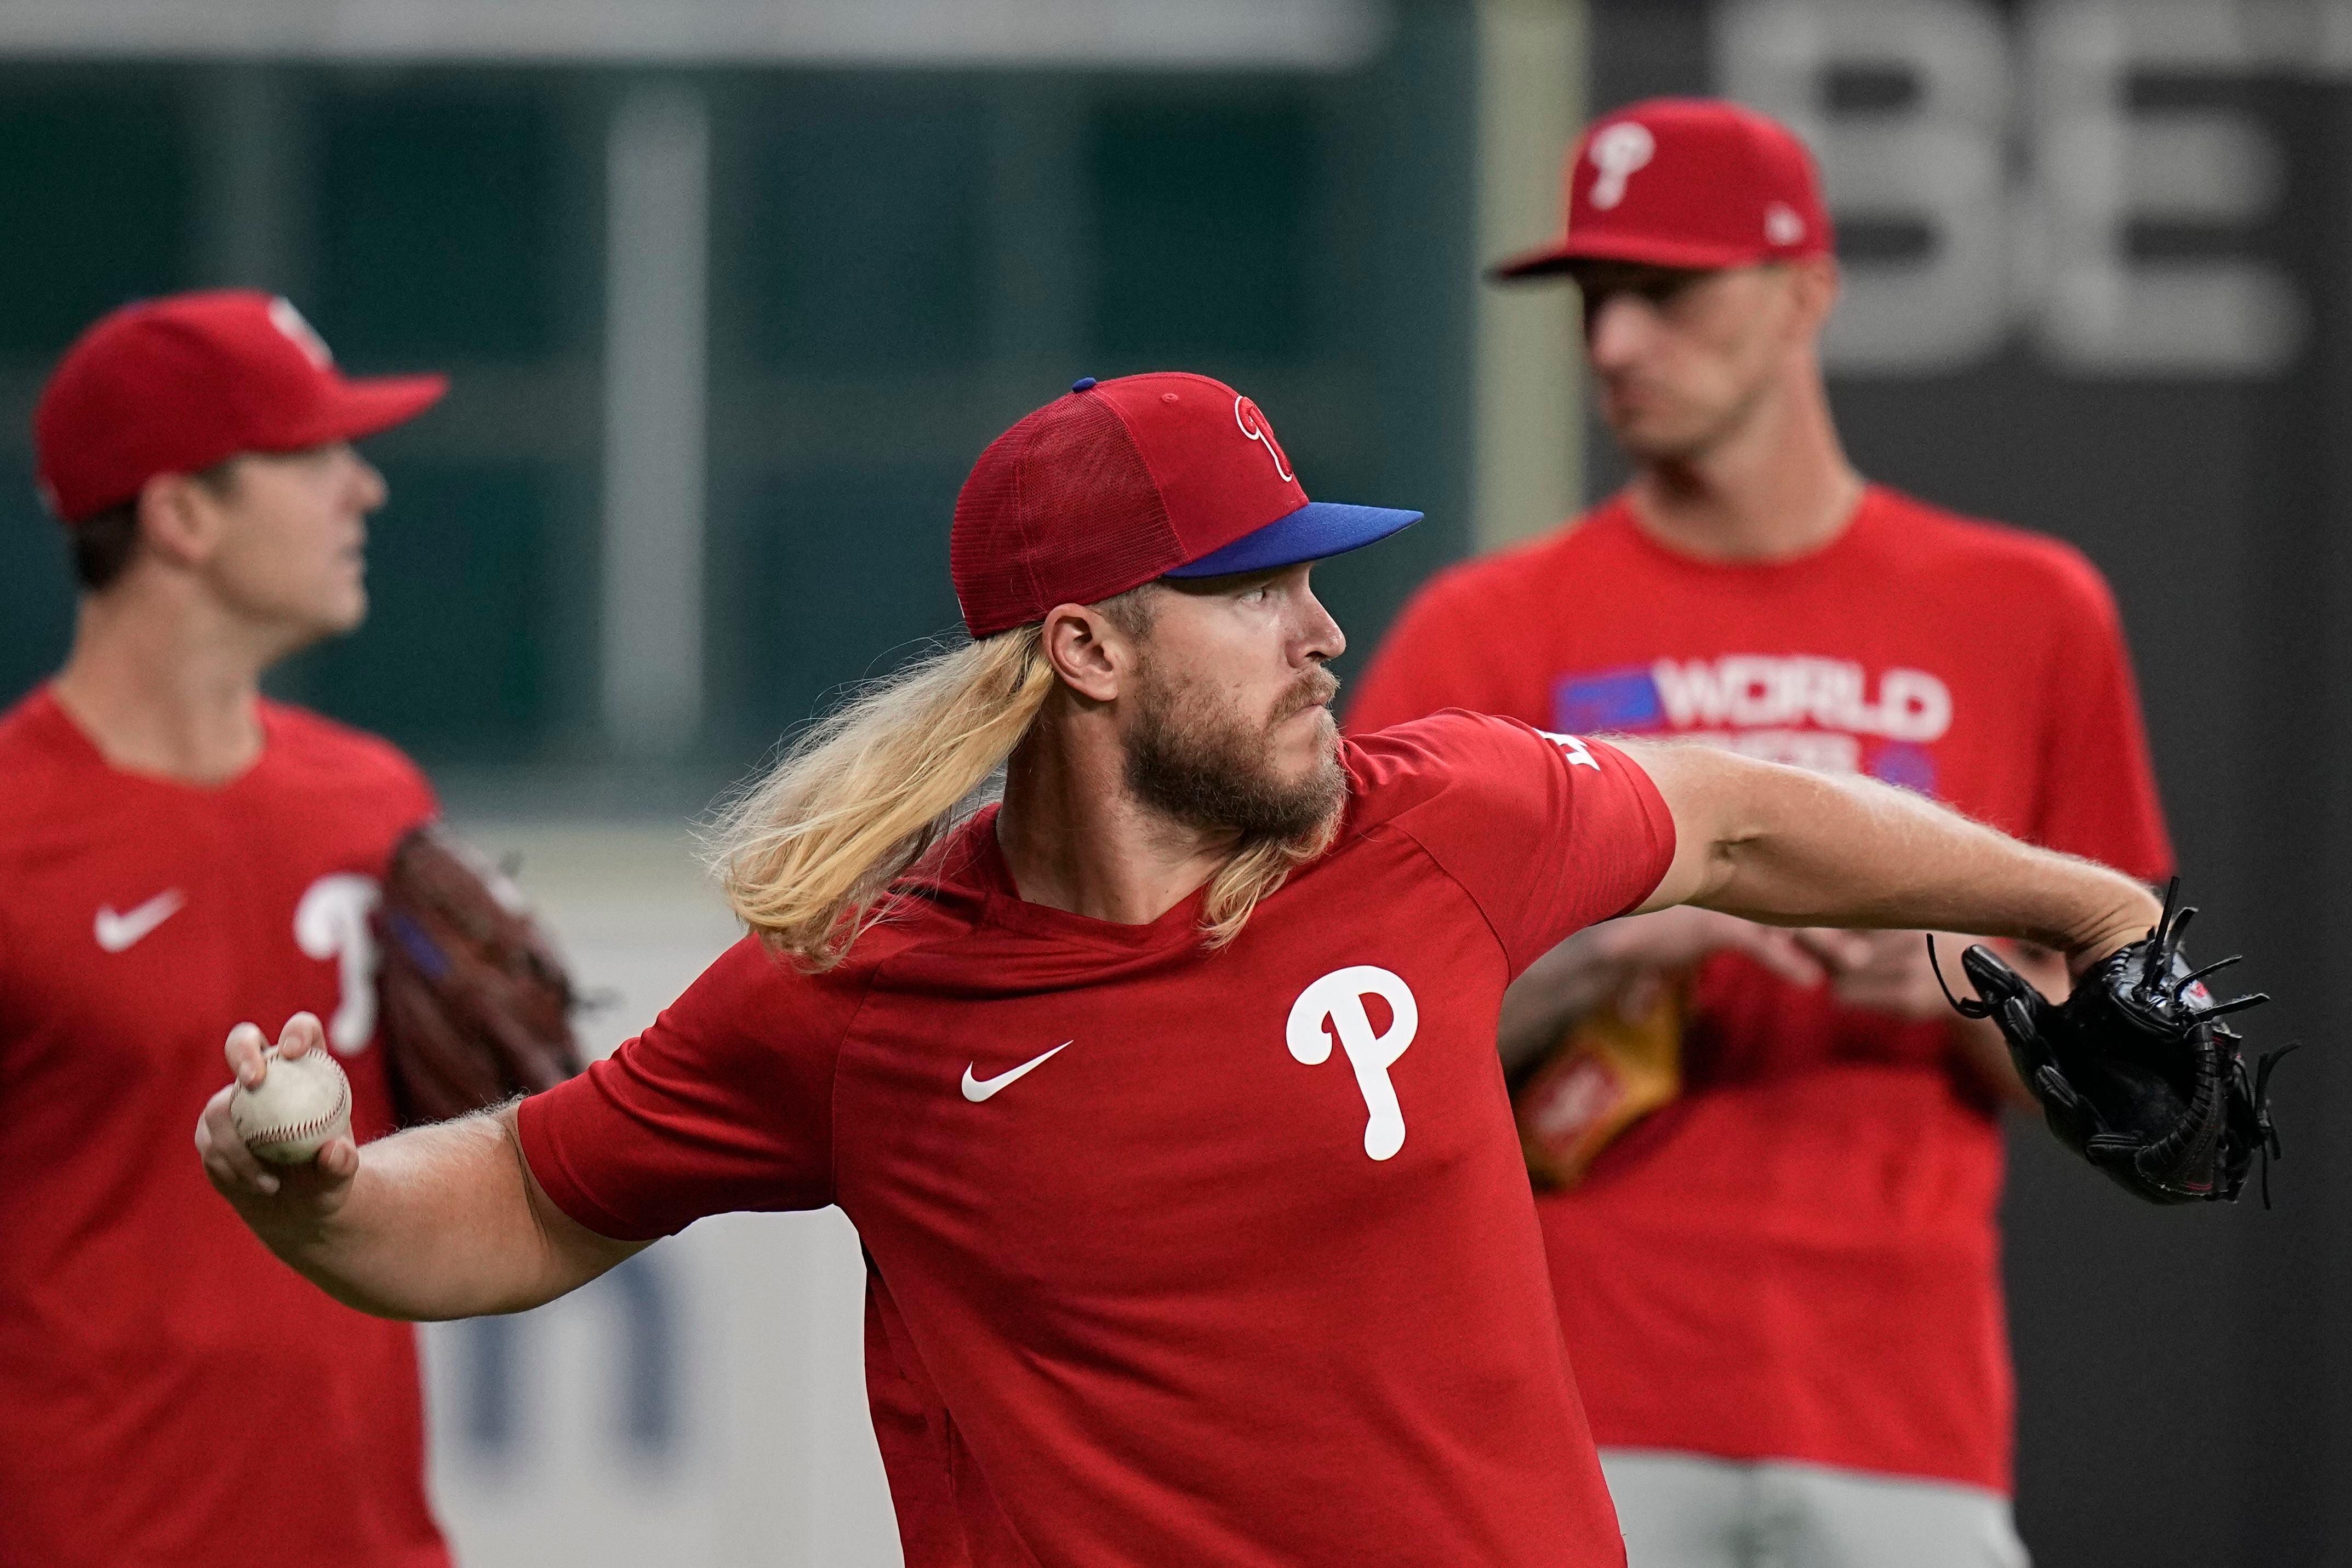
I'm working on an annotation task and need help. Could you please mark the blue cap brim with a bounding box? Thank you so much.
[1163,500,1422,579]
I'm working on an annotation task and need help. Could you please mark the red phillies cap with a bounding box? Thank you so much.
[1492,97,1833,278]
[33,289,448,524]
[950,372,1419,638]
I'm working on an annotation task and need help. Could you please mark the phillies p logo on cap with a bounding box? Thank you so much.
[267,296,335,370]
[1587,121,1656,211]
[1232,396,1295,484]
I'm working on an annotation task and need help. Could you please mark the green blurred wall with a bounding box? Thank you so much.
[0,6,1475,775]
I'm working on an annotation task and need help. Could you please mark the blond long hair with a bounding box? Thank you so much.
[712,626,1334,969]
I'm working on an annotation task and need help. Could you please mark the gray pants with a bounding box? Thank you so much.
[1601,1449,2030,1568]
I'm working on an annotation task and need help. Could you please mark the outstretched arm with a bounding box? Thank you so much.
[1622,739,2162,969]
[196,1012,644,1321]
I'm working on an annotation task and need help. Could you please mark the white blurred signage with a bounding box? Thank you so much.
[0,0,1390,67]
[1717,0,2323,377]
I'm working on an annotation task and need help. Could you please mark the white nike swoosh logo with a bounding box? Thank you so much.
[961,1042,1072,1103]
[94,888,186,953]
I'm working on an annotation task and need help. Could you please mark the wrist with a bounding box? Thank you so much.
[2061,884,2166,976]
[252,1200,335,1260]
[237,1163,360,1268]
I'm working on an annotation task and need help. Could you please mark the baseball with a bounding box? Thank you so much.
[229,1045,353,1165]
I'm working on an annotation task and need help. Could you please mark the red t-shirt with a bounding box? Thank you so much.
[520,713,1676,1567]
[0,688,449,1568]
[1345,489,2173,1495]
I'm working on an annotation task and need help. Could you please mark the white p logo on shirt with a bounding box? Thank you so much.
[294,873,382,1053]
[1287,966,1419,1161]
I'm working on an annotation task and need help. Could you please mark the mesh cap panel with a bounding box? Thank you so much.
[951,391,1183,637]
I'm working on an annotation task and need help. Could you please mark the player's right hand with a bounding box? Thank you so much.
[195,1012,362,1214]
[1592,905,1870,986]
[1500,909,1873,1074]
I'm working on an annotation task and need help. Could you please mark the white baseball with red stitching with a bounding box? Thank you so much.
[230,1046,353,1165]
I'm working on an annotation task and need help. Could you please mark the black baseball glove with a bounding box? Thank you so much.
[1933,880,2289,1206]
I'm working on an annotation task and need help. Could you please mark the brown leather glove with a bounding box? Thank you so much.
[373,822,586,1126]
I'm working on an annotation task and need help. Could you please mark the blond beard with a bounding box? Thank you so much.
[1122,661,1346,845]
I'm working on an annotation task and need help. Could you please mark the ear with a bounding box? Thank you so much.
[133,471,225,571]
[1037,602,1131,705]
[1787,254,1842,339]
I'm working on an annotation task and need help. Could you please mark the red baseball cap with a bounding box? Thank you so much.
[33,289,448,524]
[1492,98,1832,278]
[950,372,1419,638]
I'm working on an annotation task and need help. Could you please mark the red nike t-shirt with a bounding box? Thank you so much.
[520,713,1676,1567]
[0,688,449,1568]
[1345,489,2172,1495]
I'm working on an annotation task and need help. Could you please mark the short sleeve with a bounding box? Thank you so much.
[516,936,861,1240]
[1352,712,1676,976]
[2029,560,2173,882]
[393,753,441,826]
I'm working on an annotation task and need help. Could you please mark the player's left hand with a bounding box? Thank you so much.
[1944,880,2286,1204]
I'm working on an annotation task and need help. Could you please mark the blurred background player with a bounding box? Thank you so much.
[0,291,451,1568]
[1349,99,2172,1567]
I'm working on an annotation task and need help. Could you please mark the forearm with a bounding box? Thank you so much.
[237,1107,633,1321]
[1631,743,2161,963]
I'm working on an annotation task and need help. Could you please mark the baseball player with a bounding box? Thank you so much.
[1348,100,2173,1564]
[1,293,451,1568]
[199,372,2172,1568]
